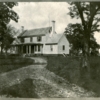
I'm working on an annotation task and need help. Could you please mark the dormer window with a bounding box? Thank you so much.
[37,36,42,42]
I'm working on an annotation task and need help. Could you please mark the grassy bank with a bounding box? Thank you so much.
[0,54,34,74]
[0,79,39,98]
[46,56,100,96]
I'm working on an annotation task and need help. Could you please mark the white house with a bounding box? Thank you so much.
[11,21,70,55]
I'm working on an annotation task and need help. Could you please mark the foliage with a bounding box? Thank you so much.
[1,25,15,52]
[65,23,100,56]
[65,23,84,55]
[0,2,19,53]
[68,2,100,48]
[1,25,20,53]
[67,2,100,72]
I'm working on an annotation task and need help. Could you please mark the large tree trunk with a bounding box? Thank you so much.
[80,41,91,85]
[1,44,3,54]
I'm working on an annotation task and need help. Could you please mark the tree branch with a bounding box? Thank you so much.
[75,2,87,31]
[88,3,100,31]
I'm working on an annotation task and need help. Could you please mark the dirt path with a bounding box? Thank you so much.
[31,57,47,63]
[0,57,95,97]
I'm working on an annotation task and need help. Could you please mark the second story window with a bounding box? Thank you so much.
[21,38,24,43]
[30,37,33,42]
[37,36,42,42]
[51,45,53,51]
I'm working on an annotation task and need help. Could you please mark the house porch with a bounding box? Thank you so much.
[11,44,43,55]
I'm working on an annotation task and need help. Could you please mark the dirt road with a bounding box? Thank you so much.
[0,57,95,97]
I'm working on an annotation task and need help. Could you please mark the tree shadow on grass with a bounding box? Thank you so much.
[0,79,39,98]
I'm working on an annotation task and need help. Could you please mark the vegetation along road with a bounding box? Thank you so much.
[0,57,95,97]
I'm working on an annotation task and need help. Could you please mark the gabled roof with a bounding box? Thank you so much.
[11,38,21,45]
[46,33,63,44]
[18,27,52,37]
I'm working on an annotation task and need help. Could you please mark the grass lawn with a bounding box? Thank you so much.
[46,55,100,96]
[0,54,34,74]
[0,79,39,98]
[1,54,100,97]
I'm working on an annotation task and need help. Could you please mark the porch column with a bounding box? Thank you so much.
[21,45,23,54]
[36,45,38,52]
[15,46,16,53]
[29,45,31,54]
[18,46,20,53]
[26,45,28,54]
[41,45,43,53]
[16,46,17,53]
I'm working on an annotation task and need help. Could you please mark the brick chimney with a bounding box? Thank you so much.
[21,26,24,33]
[52,20,55,34]
[50,20,56,37]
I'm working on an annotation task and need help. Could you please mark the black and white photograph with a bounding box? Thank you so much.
[0,1,100,98]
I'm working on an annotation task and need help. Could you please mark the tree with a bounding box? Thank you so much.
[1,25,15,54]
[65,23,84,56]
[65,23,100,56]
[0,2,19,53]
[68,2,100,79]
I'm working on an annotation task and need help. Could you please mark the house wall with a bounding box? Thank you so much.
[23,35,47,54]
[10,46,18,54]
[34,45,43,54]
[12,33,70,55]
[24,37,30,43]
[43,44,58,54]
[58,35,70,54]
[24,35,46,43]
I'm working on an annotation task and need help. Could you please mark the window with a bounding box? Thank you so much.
[37,36,42,42]
[62,45,65,50]
[30,37,33,42]
[51,45,53,51]
[21,38,24,43]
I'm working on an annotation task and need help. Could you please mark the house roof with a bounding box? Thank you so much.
[18,27,52,37]
[46,33,63,44]
[11,38,21,45]
[12,33,65,45]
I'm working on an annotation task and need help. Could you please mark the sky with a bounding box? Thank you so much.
[10,2,100,44]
